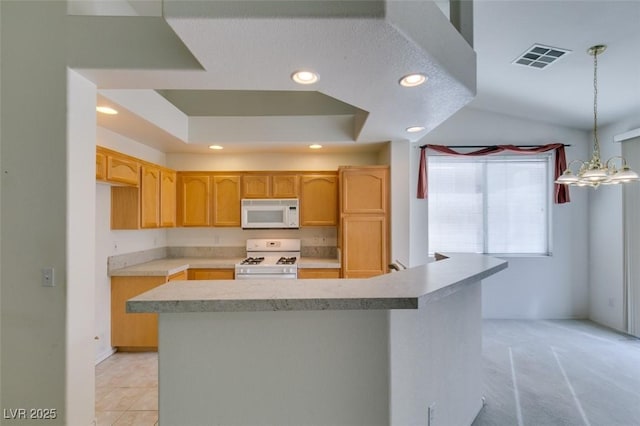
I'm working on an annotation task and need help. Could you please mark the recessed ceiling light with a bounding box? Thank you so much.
[291,70,319,85]
[96,106,118,115]
[406,126,426,133]
[208,145,223,150]
[399,73,427,87]
[309,144,323,149]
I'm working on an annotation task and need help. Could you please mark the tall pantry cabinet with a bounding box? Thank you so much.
[339,166,390,278]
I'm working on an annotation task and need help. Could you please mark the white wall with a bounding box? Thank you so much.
[418,107,591,319]
[95,128,167,361]
[589,113,640,331]
[67,69,98,425]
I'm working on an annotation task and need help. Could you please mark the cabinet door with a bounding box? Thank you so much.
[340,167,388,214]
[111,186,140,230]
[141,165,161,228]
[178,175,211,227]
[160,170,177,227]
[168,270,188,281]
[297,268,341,279]
[272,175,299,198]
[300,174,338,226]
[188,269,235,280]
[107,154,139,186]
[213,175,241,227]
[96,150,107,180]
[242,175,270,198]
[111,276,165,349]
[341,215,388,278]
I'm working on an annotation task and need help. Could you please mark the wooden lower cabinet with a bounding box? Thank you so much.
[168,270,188,281]
[187,268,235,280]
[111,268,228,350]
[297,268,341,279]
[111,276,167,350]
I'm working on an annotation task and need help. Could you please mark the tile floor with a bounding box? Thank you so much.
[95,351,158,426]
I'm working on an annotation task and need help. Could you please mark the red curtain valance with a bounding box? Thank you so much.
[417,143,570,204]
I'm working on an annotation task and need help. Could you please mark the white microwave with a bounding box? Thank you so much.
[241,199,299,229]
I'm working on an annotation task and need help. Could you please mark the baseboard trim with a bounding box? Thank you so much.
[95,348,117,365]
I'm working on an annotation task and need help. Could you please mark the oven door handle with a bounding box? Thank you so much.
[235,273,297,280]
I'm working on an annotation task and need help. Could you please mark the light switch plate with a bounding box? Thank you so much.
[42,267,55,287]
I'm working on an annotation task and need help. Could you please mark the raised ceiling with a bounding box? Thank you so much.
[72,0,476,154]
[80,1,640,154]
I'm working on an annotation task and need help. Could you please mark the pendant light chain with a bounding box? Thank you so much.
[592,48,601,165]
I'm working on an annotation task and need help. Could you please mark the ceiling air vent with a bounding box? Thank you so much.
[513,44,571,69]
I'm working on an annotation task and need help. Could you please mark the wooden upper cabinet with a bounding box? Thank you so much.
[96,146,139,186]
[96,150,107,180]
[212,175,241,227]
[111,186,140,229]
[241,174,299,198]
[340,167,388,214]
[272,175,299,198]
[107,154,140,186]
[160,169,177,228]
[178,174,211,227]
[241,175,270,198]
[300,174,338,226]
[140,165,161,228]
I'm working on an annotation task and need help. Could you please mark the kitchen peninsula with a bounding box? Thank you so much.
[128,253,507,426]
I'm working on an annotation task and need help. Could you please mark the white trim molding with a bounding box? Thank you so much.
[614,128,640,143]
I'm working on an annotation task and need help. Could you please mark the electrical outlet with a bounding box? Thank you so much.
[428,403,436,425]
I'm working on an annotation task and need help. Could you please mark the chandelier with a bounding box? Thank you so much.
[555,45,639,187]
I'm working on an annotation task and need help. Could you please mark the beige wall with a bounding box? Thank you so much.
[1,1,71,422]
[167,150,385,171]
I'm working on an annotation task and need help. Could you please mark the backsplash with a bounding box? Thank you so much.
[108,244,338,273]
[107,247,167,272]
[167,246,245,258]
[165,226,337,249]
[301,245,338,259]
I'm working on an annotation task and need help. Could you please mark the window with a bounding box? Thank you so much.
[428,154,551,256]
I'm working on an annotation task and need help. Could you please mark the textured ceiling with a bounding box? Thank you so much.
[82,1,640,154]
[77,1,476,153]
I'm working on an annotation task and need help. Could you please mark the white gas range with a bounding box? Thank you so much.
[234,239,300,280]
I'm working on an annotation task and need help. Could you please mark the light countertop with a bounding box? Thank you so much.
[127,253,507,313]
[109,257,340,277]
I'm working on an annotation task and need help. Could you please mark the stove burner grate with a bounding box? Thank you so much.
[240,257,265,265]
